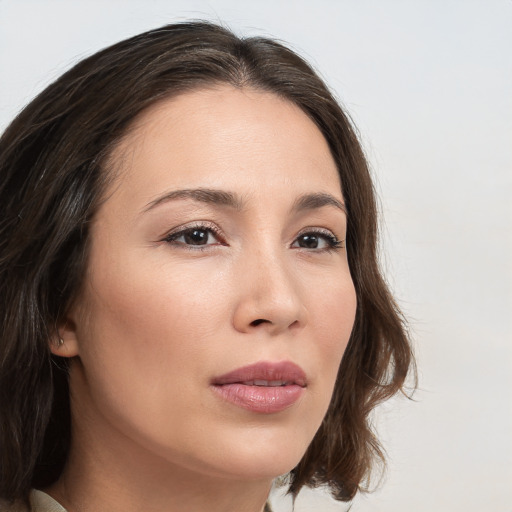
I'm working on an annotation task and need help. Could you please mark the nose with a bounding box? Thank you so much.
[232,251,307,335]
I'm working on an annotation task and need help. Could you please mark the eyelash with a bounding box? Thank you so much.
[162,223,344,252]
[162,222,225,251]
[293,228,344,252]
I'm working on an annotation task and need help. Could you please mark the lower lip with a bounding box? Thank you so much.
[211,383,305,414]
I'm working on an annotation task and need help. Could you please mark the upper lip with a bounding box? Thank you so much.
[212,361,307,387]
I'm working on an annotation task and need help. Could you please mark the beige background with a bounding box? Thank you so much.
[1,1,511,510]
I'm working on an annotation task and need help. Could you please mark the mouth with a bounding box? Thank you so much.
[238,380,294,386]
[211,361,307,414]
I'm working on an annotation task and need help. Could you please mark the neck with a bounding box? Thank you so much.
[46,408,273,512]
[47,435,273,512]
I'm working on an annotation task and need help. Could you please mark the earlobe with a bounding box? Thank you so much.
[50,319,80,357]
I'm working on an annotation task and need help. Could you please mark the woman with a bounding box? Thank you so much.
[0,22,414,512]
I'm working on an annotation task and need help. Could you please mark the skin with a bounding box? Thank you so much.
[50,85,357,512]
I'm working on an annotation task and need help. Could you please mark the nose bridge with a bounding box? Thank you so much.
[255,247,299,304]
[233,238,305,334]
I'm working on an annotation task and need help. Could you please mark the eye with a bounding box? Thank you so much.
[291,229,344,251]
[163,224,224,247]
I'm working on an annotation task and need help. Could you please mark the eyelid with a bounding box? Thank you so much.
[160,222,344,251]
[295,226,338,239]
[161,221,226,245]
[292,226,345,250]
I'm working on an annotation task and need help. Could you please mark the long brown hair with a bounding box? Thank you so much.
[0,21,414,503]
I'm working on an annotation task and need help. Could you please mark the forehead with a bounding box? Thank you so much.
[106,85,342,208]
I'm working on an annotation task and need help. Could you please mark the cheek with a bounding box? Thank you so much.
[78,260,224,369]
[309,277,357,395]
[72,260,230,452]
[74,250,241,420]
[310,267,356,336]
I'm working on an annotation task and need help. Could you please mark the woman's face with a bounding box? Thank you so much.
[63,85,357,481]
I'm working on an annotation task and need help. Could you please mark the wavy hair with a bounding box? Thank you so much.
[0,21,414,503]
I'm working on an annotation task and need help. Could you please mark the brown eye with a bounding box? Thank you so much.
[182,229,210,245]
[291,230,343,251]
[164,226,221,247]
[297,234,321,249]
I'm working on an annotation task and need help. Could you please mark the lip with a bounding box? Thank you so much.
[211,361,307,414]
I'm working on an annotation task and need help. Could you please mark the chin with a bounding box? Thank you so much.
[198,423,315,481]
[212,453,303,482]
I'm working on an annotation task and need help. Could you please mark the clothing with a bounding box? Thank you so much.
[0,490,66,512]
[0,490,273,511]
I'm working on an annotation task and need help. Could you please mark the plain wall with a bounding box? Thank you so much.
[1,1,511,510]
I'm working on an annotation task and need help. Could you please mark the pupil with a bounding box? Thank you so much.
[300,234,318,248]
[185,229,208,245]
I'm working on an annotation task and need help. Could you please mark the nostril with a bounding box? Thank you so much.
[250,319,268,327]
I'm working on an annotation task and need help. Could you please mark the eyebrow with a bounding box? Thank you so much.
[291,192,346,215]
[142,188,244,213]
[142,188,346,215]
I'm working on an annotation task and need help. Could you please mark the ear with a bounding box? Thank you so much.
[50,317,80,358]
